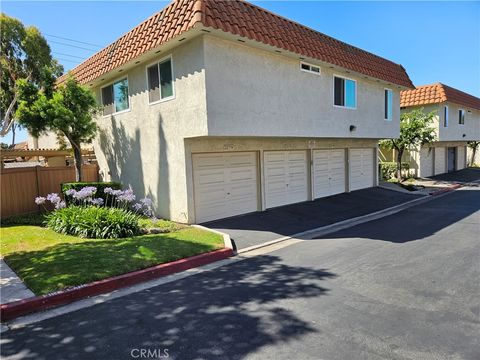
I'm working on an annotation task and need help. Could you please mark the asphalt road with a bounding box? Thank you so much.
[1,187,479,360]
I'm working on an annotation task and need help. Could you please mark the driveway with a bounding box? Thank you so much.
[1,186,478,360]
[205,187,421,250]
[428,167,480,183]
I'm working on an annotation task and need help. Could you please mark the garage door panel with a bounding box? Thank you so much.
[313,149,346,199]
[264,151,308,208]
[349,148,374,192]
[193,152,258,223]
[434,147,445,175]
[420,147,433,177]
[457,146,466,170]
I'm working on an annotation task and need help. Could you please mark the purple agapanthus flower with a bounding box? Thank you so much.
[117,189,135,203]
[132,202,143,211]
[104,187,113,195]
[91,198,104,206]
[35,196,46,205]
[65,189,76,196]
[46,193,61,204]
[55,201,66,209]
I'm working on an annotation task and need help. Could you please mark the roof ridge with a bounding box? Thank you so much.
[229,0,403,69]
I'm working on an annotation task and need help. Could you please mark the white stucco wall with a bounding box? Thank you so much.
[403,104,480,142]
[92,36,208,222]
[203,36,401,139]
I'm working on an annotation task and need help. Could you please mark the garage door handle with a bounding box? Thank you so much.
[227,192,231,195]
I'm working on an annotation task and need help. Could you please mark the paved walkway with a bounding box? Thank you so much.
[0,259,34,304]
[206,187,422,250]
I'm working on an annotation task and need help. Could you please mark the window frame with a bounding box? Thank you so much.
[100,76,131,117]
[300,61,321,75]
[444,105,449,127]
[333,74,357,110]
[458,109,465,125]
[146,55,175,105]
[384,88,393,121]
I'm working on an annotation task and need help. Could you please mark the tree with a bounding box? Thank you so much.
[380,108,437,181]
[15,77,99,181]
[467,141,479,166]
[0,13,62,135]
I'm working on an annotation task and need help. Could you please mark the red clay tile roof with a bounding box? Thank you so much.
[401,83,480,110]
[59,0,413,88]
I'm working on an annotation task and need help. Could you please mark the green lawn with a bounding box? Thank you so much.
[1,215,224,295]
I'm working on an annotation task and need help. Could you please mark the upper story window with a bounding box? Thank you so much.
[443,105,449,127]
[458,109,465,125]
[334,75,356,109]
[384,89,393,120]
[300,62,321,75]
[101,78,129,116]
[147,57,174,104]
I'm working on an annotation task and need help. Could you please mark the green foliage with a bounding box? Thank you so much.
[1,213,46,227]
[379,162,410,180]
[15,77,99,181]
[0,13,62,133]
[379,108,437,152]
[62,182,122,206]
[46,206,140,239]
[379,108,437,180]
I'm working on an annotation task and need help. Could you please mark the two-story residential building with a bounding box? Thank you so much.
[398,83,480,177]
[58,0,413,223]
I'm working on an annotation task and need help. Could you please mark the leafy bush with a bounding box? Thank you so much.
[62,182,121,206]
[379,162,410,180]
[2,213,46,227]
[46,206,140,239]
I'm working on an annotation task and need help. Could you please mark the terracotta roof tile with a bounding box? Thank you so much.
[401,83,480,110]
[59,0,413,88]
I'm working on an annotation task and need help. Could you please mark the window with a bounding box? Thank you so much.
[300,62,320,75]
[101,78,129,116]
[444,106,449,127]
[334,76,356,108]
[459,109,465,125]
[384,89,393,120]
[147,57,174,103]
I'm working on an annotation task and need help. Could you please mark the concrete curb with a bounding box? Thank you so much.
[192,224,234,250]
[0,248,233,322]
[237,184,461,254]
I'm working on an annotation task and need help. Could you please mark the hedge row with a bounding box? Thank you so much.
[379,162,410,180]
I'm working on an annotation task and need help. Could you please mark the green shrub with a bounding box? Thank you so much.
[2,213,46,227]
[379,162,410,180]
[46,206,140,239]
[62,182,121,206]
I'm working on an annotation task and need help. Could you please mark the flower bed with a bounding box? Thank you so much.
[35,185,155,239]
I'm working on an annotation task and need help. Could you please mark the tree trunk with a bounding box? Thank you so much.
[396,149,404,181]
[11,123,16,147]
[72,144,83,182]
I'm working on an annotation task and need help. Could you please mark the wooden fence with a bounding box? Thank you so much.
[1,165,99,218]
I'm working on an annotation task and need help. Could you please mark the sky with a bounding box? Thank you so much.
[2,0,479,144]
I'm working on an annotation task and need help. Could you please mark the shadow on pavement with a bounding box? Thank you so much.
[206,187,421,250]
[313,189,479,244]
[1,255,336,360]
[426,168,480,184]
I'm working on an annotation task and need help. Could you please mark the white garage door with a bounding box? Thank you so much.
[349,148,374,191]
[313,149,346,199]
[264,151,308,209]
[457,146,466,170]
[193,152,258,223]
[420,147,434,177]
[434,147,446,175]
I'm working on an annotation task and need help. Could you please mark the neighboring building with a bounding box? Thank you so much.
[58,0,413,223]
[27,133,62,150]
[395,83,480,177]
